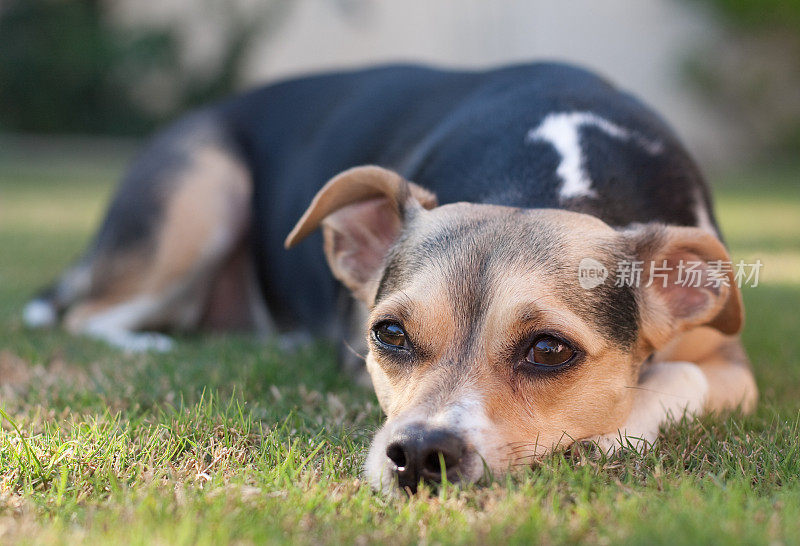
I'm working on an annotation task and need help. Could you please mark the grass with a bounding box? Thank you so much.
[0,142,799,544]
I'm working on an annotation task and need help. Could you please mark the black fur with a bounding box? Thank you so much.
[87,63,719,341]
[380,209,639,350]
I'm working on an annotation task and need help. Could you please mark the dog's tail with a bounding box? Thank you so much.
[23,260,92,328]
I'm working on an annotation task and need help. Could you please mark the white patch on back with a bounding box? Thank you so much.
[526,112,664,200]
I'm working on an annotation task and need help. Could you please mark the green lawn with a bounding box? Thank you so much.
[0,143,799,544]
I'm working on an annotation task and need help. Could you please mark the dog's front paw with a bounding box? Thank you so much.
[579,430,654,458]
[572,431,658,461]
[85,327,175,353]
[578,361,710,459]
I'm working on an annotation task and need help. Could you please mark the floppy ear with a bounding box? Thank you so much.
[625,224,744,349]
[285,165,437,303]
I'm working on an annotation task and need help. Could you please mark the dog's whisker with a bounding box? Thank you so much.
[508,462,538,469]
[506,438,543,446]
[507,444,538,452]
[342,338,366,362]
[623,384,695,400]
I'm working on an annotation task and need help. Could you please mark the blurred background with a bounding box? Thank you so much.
[1,4,799,542]
[1,0,799,172]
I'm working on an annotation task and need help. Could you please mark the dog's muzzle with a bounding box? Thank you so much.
[384,424,467,493]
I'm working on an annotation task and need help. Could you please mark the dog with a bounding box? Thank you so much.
[24,63,758,493]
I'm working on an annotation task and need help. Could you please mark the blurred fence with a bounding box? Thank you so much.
[1,0,798,168]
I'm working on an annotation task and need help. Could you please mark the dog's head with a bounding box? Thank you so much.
[286,166,742,494]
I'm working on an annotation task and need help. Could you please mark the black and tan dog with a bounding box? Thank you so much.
[25,63,757,493]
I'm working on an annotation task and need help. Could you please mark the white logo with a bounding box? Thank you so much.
[578,258,608,289]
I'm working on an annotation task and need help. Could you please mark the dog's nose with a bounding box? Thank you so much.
[385,425,466,493]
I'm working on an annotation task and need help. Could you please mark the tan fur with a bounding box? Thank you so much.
[587,360,710,453]
[655,326,757,413]
[64,147,261,347]
[366,283,457,414]
[63,250,150,332]
[287,166,758,490]
[480,270,638,464]
[287,167,756,488]
[581,226,754,453]
[365,257,639,472]
[633,225,744,348]
[284,165,437,250]
[286,165,437,303]
[139,147,251,326]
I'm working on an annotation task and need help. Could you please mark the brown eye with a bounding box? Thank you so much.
[373,322,409,349]
[525,335,576,368]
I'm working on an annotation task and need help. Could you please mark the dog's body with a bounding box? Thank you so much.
[26,63,757,493]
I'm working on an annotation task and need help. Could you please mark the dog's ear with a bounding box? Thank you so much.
[285,165,437,303]
[625,224,743,349]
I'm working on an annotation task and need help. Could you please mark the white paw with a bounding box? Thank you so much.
[582,429,654,456]
[86,327,174,353]
[582,361,710,455]
[23,299,57,328]
[635,361,710,421]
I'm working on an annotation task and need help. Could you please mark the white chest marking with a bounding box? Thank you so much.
[526,112,663,200]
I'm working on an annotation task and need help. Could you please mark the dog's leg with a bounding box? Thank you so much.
[199,236,273,335]
[23,260,93,328]
[63,146,264,352]
[587,360,709,453]
[652,326,757,414]
[586,327,756,453]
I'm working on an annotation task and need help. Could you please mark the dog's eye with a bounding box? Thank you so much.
[525,335,576,368]
[373,322,409,349]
